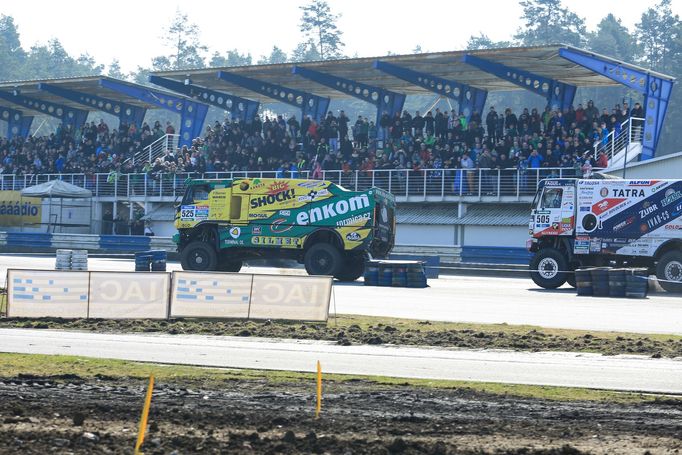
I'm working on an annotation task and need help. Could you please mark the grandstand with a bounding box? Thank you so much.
[0,44,675,257]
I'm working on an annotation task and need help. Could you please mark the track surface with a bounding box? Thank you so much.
[2,328,682,393]
[2,254,682,334]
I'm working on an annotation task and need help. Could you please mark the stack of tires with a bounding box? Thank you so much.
[135,250,167,272]
[363,262,380,286]
[590,267,610,297]
[363,260,428,288]
[55,249,88,271]
[575,268,593,296]
[625,268,649,298]
[608,268,627,298]
[575,266,648,298]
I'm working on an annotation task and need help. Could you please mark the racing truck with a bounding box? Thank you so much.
[174,177,395,281]
[527,178,682,292]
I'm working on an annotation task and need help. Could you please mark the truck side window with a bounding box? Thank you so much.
[541,188,563,209]
[230,196,242,220]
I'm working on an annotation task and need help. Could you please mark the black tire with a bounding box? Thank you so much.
[656,251,682,293]
[304,243,342,276]
[180,241,218,271]
[334,254,365,282]
[218,259,243,273]
[530,248,568,289]
[566,273,576,288]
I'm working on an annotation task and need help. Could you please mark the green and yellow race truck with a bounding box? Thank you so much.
[174,178,396,281]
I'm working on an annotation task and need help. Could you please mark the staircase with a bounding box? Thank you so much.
[132,134,180,165]
[594,117,644,172]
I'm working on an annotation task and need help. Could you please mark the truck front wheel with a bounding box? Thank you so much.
[304,243,341,276]
[180,241,218,271]
[530,248,568,289]
[656,251,682,293]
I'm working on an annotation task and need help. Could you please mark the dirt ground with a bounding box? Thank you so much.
[0,374,681,455]
[1,317,681,358]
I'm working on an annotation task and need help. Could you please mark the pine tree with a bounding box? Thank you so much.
[299,0,344,60]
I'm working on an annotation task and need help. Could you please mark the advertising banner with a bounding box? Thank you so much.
[170,272,252,319]
[249,274,332,321]
[7,269,89,318]
[0,191,42,226]
[88,272,169,319]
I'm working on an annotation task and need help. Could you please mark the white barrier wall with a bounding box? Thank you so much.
[89,272,170,319]
[171,272,332,322]
[170,272,253,319]
[249,275,332,321]
[7,269,89,318]
[7,269,333,322]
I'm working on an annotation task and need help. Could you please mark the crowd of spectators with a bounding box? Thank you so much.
[0,99,644,181]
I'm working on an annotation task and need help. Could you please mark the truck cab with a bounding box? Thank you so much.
[529,179,576,239]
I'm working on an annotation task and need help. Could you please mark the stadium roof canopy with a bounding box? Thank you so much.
[0,76,185,116]
[151,44,675,102]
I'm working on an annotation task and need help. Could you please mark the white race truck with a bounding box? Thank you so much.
[527,177,682,292]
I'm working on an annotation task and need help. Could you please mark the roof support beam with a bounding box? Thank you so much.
[99,78,208,147]
[559,47,675,160]
[38,83,146,128]
[149,75,260,124]
[462,54,576,113]
[0,91,88,131]
[373,60,487,119]
[292,65,406,125]
[0,105,32,139]
[216,71,329,123]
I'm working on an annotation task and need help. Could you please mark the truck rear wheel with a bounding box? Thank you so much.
[530,248,568,289]
[304,243,341,276]
[180,241,218,271]
[334,254,365,282]
[656,251,682,293]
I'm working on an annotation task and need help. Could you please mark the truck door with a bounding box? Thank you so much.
[531,184,575,237]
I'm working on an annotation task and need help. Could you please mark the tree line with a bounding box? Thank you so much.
[0,0,680,151]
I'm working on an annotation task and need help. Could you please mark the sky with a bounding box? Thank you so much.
[1,0,677,73]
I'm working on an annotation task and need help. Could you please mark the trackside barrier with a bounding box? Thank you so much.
[7,269,332,322]
[170,272,332,322]
[461,246,532,265]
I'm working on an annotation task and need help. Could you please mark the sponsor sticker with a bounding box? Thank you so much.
[180,205,196,221]
[229,227,241,239]
[252,236,303,246]
[346,232,362,241]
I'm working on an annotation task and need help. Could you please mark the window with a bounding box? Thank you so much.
[541,188,563,209]
[182,184,210,205]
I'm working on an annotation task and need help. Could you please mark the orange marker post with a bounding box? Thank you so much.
[315,360,322,418]
[134,374,155,455]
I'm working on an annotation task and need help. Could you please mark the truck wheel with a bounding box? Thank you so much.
[218,260,243,273]
[304,243,342,276]
[530,248,568,289]
[656,251,682,293]
[334,254,365,282]
[180,241,218,271]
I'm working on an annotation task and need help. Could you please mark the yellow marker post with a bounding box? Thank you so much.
[134,374,155,455]
[315,360,322,418]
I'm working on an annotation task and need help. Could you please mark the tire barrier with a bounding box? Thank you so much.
[135,250,167,272]
[365,260,427,288]
[625,268,649,299]
[55,249,88,271]
[576,267,649,299]
[590,267,611,297]
[575,268,593,296]
[608,268,626,298]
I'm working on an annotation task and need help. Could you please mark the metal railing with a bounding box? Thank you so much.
[593,117,644,162]
[0,167,599,200]
[133,134,180,165]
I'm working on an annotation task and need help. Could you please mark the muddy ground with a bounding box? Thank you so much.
[0,374,681,454]
[1,317,681,358]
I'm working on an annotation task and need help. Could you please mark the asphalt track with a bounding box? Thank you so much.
[2,328,681,394]
[1,254,681,335]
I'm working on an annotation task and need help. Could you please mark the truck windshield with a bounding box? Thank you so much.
[182,184,210,205]
[541,188,563,209]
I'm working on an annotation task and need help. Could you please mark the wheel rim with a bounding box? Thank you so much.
[664,260,682,282]
[190,249,210,270]
[311,250,333,274]
[538,257,559,279]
